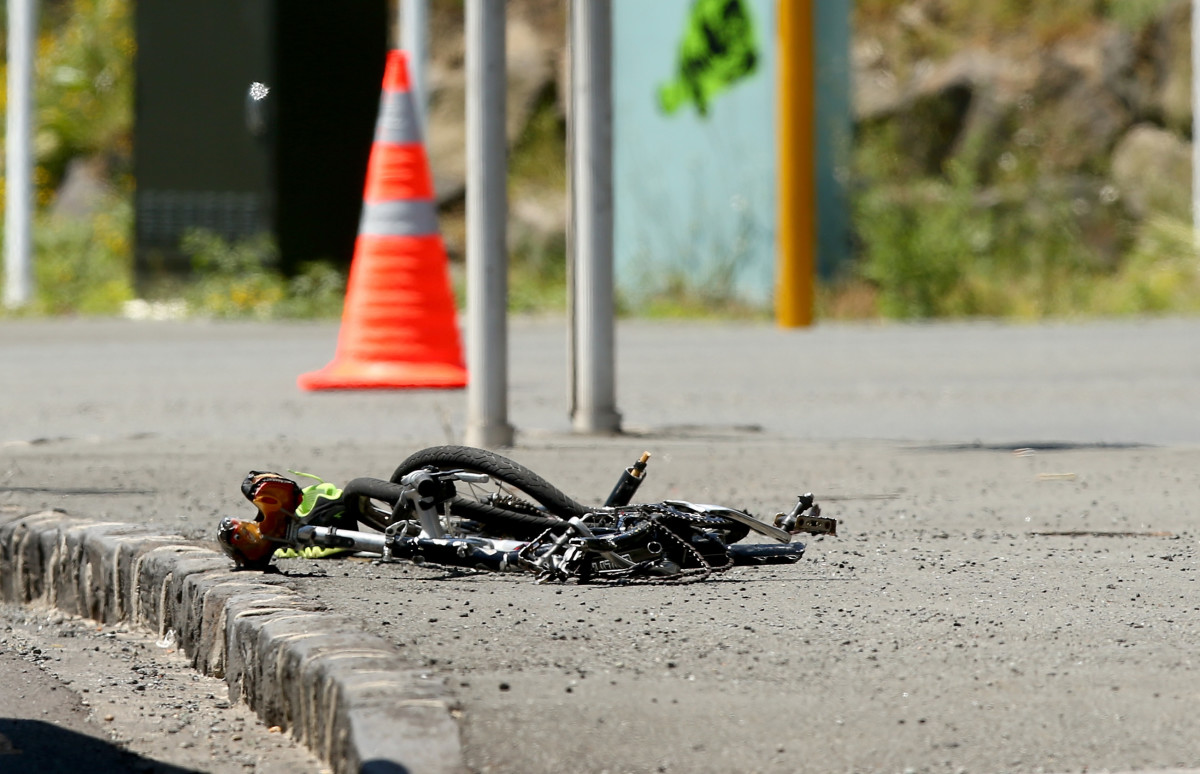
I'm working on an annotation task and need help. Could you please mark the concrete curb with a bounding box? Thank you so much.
[0,510,465,774]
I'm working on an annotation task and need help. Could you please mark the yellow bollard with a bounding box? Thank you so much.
[776,0,815,328]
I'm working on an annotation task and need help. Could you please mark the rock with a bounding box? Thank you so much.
[50,156,113,218]
[1110,123,1192,220]
[505,14,558,140]
[852,16,1177,178]
[511,193,566,241]
[923,51,1024,178]
[509,191,567,263]
[1134,0,1192,133]
[419,1,567,261]
[1027,30,1137,173]
[424,50,468,206]
[855,49,1006,175]
[423,1,563,206]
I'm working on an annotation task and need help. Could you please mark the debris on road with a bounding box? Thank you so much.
[218,447,837,583]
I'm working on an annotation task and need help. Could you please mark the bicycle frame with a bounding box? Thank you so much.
[217,449,837,582]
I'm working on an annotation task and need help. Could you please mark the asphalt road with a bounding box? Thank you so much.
[3,316,1200,773]
[3,316,1200,446]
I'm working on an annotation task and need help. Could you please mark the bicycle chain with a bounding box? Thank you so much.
[519,504,744,584]
[483,492,546,516]
[594,504,736,584]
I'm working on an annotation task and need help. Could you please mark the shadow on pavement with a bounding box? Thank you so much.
[360,761,411,774]
[912,441,1150,452]
[0,719,203,774]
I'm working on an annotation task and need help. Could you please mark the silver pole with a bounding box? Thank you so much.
[399,0,430,135]
[1193,0,1200,240]
[4,0,37,309]
[569,0,620,434]
[464,0,514,448]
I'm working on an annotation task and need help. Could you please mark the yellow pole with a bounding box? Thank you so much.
[776,0,815,328]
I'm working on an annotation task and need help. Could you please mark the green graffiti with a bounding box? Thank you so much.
[659,0,760,117]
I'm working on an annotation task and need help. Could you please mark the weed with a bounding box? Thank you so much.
[849,156,1134,320]
[0,195,133,317]
[178,229,344,320]
[509,232,568,314]
[277,262,347,319]
[506,84,569,313]
[1088,216,1200,315]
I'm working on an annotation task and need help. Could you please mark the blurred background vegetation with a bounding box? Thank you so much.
[841,0,1200,319]
[2,0,137,315]
[2,0,1199,320]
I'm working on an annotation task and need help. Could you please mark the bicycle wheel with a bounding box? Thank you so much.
[336,477,410,534]
[391,446,588,538]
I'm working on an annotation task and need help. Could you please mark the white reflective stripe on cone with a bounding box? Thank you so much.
[359,199,438,237]
[374,90,424,145]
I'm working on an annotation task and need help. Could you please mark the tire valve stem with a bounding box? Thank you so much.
[604,451,651,507]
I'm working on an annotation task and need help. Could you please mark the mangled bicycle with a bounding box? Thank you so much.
[217,446,836,583]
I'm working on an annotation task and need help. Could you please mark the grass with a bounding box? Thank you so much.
[175,229,345,320]
[0,195,134,317]
[505,84,570,314]
[849,158,1116,319]
[1086,216,1200,316]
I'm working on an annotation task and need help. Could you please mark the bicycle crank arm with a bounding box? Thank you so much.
[727,542,806,565]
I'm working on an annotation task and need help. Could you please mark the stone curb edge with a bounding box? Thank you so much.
[0,510,465,774]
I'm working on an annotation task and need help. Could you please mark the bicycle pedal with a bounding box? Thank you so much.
[791,515,837,536]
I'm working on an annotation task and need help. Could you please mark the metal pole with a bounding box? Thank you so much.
[814,0,852,280]
[565,5,577,425]
[1193,0,1200,241]
[464,0,514,448]
[776,0,815,327]
[399,0,430,135]
[4,0,37,309]
[569,0,620,434]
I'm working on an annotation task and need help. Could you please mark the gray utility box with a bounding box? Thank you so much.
[135,0,388,282]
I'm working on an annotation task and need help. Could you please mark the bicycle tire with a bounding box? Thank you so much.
[340,477,409,533]
[390,446,588,538]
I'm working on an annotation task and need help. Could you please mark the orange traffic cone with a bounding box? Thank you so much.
[299,50,467,391]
